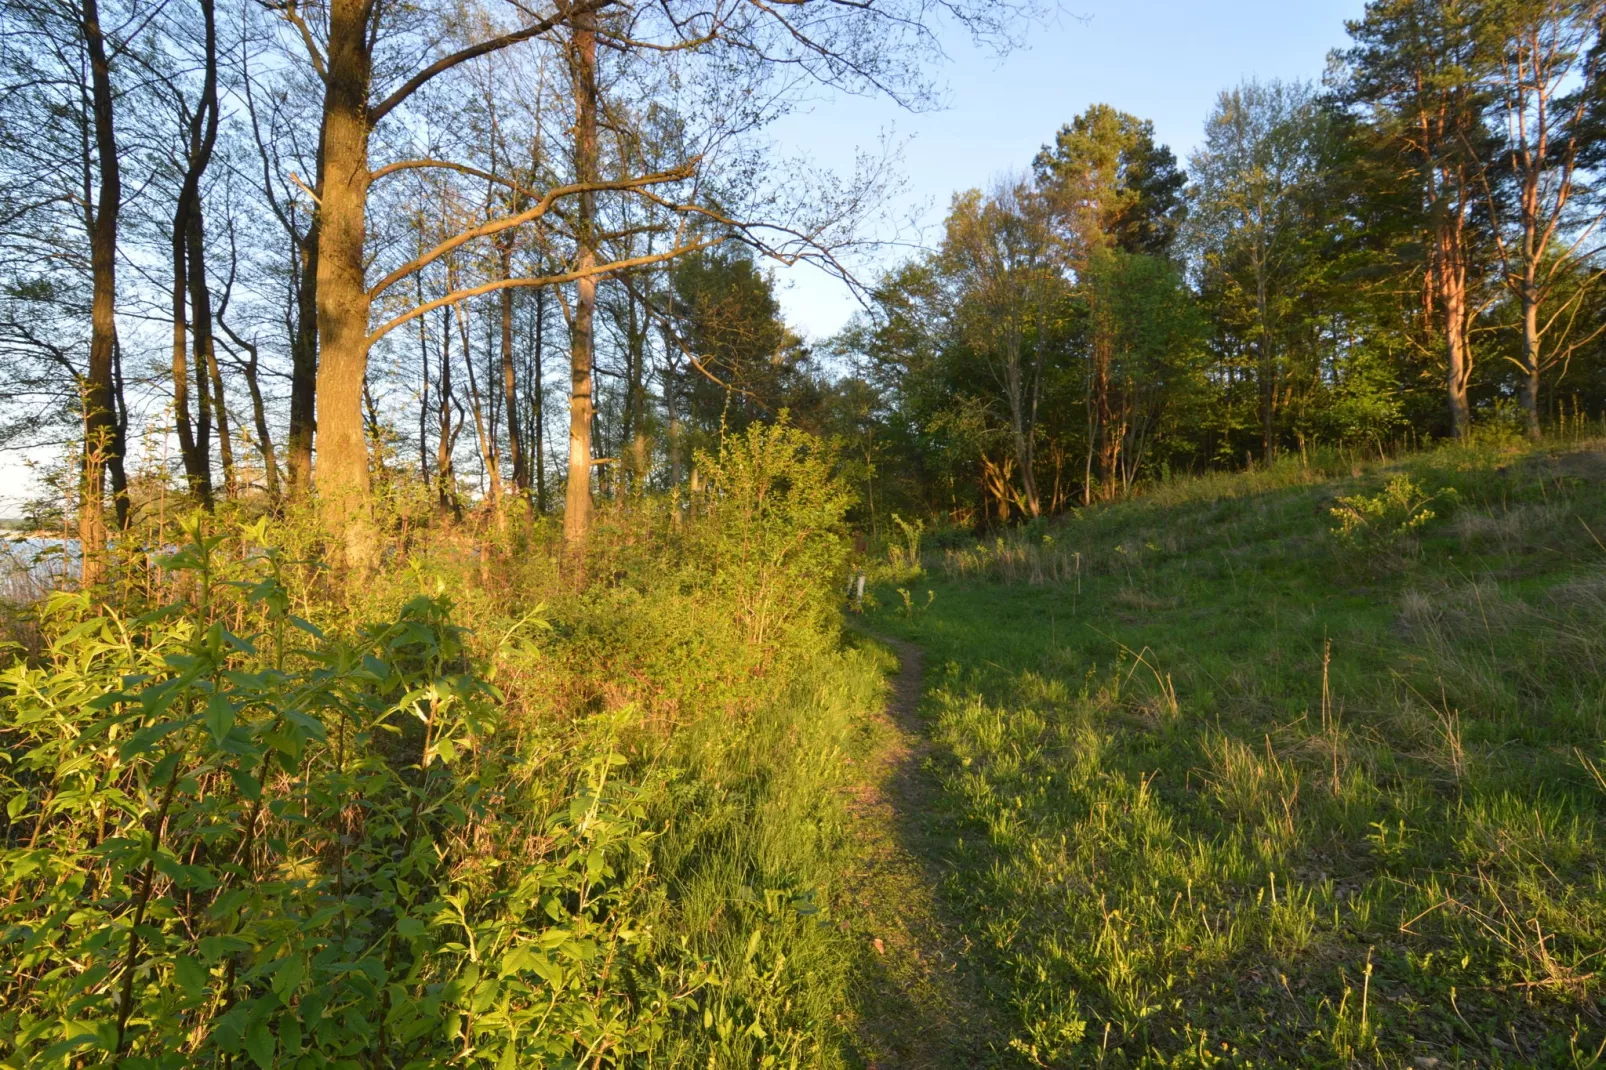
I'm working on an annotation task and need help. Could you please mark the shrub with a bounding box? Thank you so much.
[1328,475,1451,555]
[886,514,925,579]
[0,518,687,1067]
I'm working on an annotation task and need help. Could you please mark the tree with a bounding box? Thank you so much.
[1186,80,1338,460]
[1481,0,1606,437]
[1033,104,1187,259]
[940,180,1067,517]
[1342,0,1497,438]
[1080,246,1206,494]
[167,0,223,505]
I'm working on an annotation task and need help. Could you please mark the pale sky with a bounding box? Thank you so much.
[769,0,1368,341]
[0,0,1367,516]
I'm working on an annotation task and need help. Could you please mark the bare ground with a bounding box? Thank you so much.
[840,636,1002,1069]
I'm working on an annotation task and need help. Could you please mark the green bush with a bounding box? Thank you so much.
[1328,474,1451,555]
[0,518,686,1067]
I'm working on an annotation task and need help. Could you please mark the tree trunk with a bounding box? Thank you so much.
[188,200,235,499]
[500,245,527,492]
[662,321,683,488]
[626,286,649,494]
[1519,282,1542,440]
[564,16,599,546]
[288,202,320,494]
[1256,252,1274,461]
[79,0,121,586]
[438,305,459,515]
[461,301,505,523]
[171,194,207,502]
[313,0,376,563]
[237,344,280,496]
[109,336,129,528]
[416,267,431,487]
[533,287,547,511]
[1435,215,1473,438]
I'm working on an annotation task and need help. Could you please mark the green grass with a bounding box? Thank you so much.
[624,642,892,1066]
[866,439,1606,1067]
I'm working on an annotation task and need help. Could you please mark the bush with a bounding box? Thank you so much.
[1328,475,1452,556]
[0,519,682,1067]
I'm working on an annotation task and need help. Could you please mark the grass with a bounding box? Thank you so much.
[625,642,892,1066]
[865,438,1606,1067]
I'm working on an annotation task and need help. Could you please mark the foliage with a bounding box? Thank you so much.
[1327,474,1451,553]
[692,417,854,656]
[886,513,925,578]
[0,518,675,1067]
[0,418,879,1067]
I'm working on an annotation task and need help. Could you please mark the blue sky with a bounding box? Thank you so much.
[769,0,1368,340]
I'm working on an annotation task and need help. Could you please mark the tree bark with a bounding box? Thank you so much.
[461,299,505,522]
[171,194,206,502]
[1433,213,1474,438]
[533,286,547,511]
[287,193,320,494]
[79,0,121,585]
[188,200,235,498]
[240,346,280,496]
[1519,281,1542,440]
[564,15,599,546]
[437,304,460,517]
[500,245,527,492]
[313,0,376,563]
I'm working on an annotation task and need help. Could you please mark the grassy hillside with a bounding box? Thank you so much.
[865,438,1606,1067]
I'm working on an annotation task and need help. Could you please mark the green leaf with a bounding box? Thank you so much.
[229,766,263,803]
[270,955,305,1003]
[205,694,236,746]
[175,955,207,1000]
[244,1019,275,1069]
[150,750,182,787]
[6,792,27,821]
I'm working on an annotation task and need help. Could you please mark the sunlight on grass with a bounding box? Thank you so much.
[871,437,1606,1066]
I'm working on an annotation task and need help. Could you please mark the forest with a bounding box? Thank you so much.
[2,0,1606,1064]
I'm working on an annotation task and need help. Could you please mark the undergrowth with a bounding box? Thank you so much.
[0,421,877,1068]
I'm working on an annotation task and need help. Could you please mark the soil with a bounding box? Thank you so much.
[840,635,1002,1068]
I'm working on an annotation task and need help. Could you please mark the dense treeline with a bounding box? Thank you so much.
[838,0,1606,524]
[0,0,1018,577]
[7,0,1606,552]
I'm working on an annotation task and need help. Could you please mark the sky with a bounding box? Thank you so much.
[0,0,1368,516]
[768,0,1369,342]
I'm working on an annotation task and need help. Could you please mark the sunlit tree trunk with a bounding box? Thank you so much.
[564,16,599,546]
[313,0,376,562]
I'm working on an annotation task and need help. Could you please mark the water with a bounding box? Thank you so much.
[0,537,78,599]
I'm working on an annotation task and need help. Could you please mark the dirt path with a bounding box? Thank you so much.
[841,636,1000,1068]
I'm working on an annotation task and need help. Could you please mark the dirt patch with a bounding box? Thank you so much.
[840,635,1002,1068]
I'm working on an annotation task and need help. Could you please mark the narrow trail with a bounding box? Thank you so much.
[841,635,1000,1068]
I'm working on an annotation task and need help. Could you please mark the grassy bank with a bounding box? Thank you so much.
[867,438,1606,1067]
